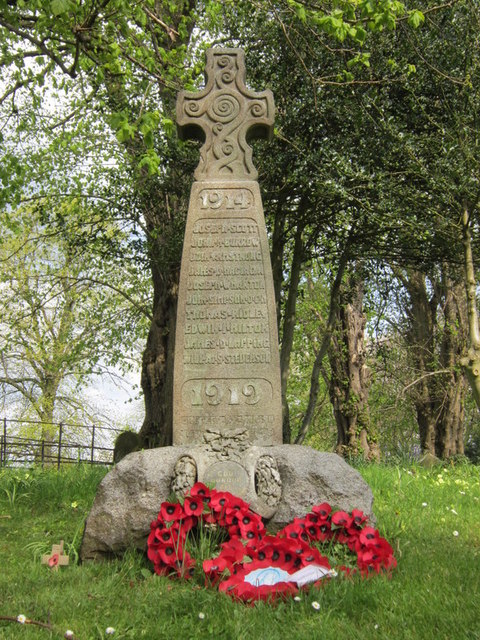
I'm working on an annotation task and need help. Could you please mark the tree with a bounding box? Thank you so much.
[392,267,467,457]
[327,266,379,459]
[1,0,427,449]
[0,203,150,439]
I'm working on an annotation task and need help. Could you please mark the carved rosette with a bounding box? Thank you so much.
[177,49,274,180]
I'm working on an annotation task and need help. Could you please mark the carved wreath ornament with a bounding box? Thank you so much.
[148,482,396,603]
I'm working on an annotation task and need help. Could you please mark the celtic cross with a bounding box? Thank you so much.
[176,48,274,181]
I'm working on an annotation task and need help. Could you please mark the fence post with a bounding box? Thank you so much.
[2,417,6,467]
[57,423,63,469]
[91,424,96,464]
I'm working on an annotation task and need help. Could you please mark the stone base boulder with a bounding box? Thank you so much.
[80,445,374,562]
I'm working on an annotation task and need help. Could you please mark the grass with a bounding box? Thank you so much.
[1,462,479,640]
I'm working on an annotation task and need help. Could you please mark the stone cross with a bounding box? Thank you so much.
[177,48,274,181]
[41,540,69,571]
[172,48,283,500]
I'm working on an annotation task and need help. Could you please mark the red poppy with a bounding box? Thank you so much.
[203,556,229,584]
[316,521,332,542]
[148,492,396,601]
[312,503,332,519]
[48,554,59,568]
[351,508,367,527]
[331,510,352,528]
[159,544,179,564]
[179,515,197,534]
[189,482,210,499]
[183,496,204,517]
[280,521,304,541]
[160,502,184,522]
[359,526,379,546]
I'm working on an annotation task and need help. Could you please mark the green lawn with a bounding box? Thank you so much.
[0,462,479,639]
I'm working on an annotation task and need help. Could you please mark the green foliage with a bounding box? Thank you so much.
[0,203,150,424]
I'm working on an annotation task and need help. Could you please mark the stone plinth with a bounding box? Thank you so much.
[80,446,374,561]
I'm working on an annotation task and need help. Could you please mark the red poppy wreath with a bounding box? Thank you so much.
[147,482,396,603]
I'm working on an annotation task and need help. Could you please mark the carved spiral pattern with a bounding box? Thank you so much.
[218,55,232,68]
[184,100,201,117]
[208,93,240,124]
[218,55,235,84]
[250,101,266,118]
[221,141,235,156]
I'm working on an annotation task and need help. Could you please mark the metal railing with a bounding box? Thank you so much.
[0,417,124,468]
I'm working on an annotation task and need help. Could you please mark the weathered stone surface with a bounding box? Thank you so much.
[265,446,374,530]
[173,47,282,447]
[176,48,274,181]
[173,181,282,446]
[81,447,187,561]
[80,445,374,561]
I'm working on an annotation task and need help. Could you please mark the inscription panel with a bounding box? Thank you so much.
[203,461,249,496]
[173,182,282,445]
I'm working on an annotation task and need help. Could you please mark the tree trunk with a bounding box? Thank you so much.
[435,271,467,457]
[295,249,349,444]
[279,222,304,444]
[139,264,178,447]
[460,203,480,408]
[402,268,438,454]
[402,267,467,458]
[327,268,378,460]
[137,164,191,447]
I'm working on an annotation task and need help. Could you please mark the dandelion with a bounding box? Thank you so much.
[198,612,205,620]
[105,628,115,635]
[17,615,26,624]
[311,601,320,610]
[422,502,428,507]
[453,531,459,537]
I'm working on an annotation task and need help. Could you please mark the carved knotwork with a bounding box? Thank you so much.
[177,48,274,181]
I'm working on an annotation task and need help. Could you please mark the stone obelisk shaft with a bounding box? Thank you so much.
[173,48,282,447]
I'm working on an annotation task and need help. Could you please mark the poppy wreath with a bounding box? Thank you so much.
[147,482,396,603]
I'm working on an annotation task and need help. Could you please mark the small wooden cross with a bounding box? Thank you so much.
[176,48,274,181]
[41,540,69,571]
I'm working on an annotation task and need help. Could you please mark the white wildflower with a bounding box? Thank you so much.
[453,531,459,537]
[17,615,26,624]
[311,601,320,610]
[198,613,205,620]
